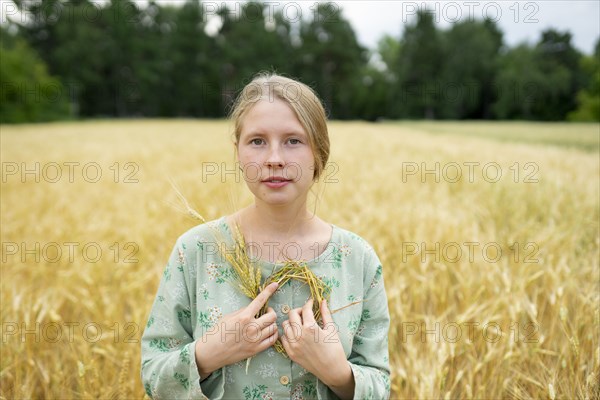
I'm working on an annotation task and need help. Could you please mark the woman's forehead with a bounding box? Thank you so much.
[240,99,306,136]
[245,97,295,116]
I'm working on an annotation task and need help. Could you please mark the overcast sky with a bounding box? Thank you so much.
[2,0,599,54]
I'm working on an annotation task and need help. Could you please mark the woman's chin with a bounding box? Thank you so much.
[254,192,301,206]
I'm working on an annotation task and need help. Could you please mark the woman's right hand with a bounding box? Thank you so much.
[194,282,280,379]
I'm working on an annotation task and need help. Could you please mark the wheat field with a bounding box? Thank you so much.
[1,120,598,399]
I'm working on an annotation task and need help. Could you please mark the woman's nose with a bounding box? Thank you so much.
[265,160,284,167]
[265,147,285,167]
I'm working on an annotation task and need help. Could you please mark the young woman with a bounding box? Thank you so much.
[141,73,391,399]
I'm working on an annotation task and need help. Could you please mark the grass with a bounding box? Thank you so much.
[392,120,600,152]
[1,119,598,399]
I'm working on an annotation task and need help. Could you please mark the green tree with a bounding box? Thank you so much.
[293,2,368,119]
[568,37,600,121]
[216,1,295,110]
[100,0,144,116]
[438,19,503,119]
[376,34,401,74]
[160,0,220,117]
[13,0,165,117]
[10,0,63,69]
[12,0,114,116]
[395,10,445,119]
[531,29,585,120]
[130,1,175,116]
[366,34,400,119]
[348,63,391,121]
[492,44,545,119]
[493,30,585,121]
[0,27,70,123]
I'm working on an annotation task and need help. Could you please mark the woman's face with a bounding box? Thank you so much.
[236,98,316,207]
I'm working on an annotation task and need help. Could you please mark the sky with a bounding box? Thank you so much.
[2,0,599,54]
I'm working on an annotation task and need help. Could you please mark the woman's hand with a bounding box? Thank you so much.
[280,298,353,390]
[194,282,279,379]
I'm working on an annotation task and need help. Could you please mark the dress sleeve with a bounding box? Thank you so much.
[140,236,226,400]
[346,248,392,400]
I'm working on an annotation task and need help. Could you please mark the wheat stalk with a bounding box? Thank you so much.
[118,352,130,400]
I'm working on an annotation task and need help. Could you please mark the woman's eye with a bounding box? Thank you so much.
[249,138,301,145]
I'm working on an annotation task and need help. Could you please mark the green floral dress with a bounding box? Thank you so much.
[141,216,391,399]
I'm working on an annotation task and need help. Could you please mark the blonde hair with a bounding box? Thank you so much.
[229,72,330,181]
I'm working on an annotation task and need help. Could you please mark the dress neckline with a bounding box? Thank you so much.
[218,215,337,267]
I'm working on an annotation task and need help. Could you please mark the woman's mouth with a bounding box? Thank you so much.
[263,180,290,188]
[262,176,291,188]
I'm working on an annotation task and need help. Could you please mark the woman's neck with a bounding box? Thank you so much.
[241,202,315,238]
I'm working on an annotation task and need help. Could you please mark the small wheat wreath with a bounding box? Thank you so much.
[218,220,363,373]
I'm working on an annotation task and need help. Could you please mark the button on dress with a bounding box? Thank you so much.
[141,216,391,399]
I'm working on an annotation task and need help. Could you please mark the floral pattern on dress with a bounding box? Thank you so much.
[207,305,222,324]
[242,383,273,400]
[170,281,186,301]
[224,289,242,309]
[198,283,210,300]
[206,263,235,284]
[179,345,191,365]
[370,264,383,288]
[177,309,191,326]
[177,247,186,272]
[163,265,171,281]
[257,363,278,378]
[173,372,190,389]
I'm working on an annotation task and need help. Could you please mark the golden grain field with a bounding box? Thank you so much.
[1,120,598,399]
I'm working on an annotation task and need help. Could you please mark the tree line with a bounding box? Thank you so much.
[1,0,598,123]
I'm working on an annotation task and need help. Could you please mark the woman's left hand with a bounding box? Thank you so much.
[280,298,349,387]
